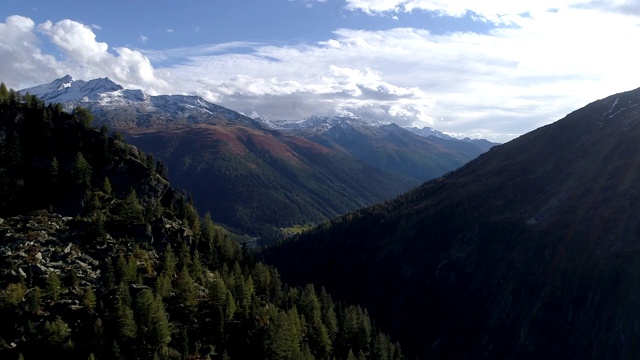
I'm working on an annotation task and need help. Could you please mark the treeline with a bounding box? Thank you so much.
[0,85,403,359]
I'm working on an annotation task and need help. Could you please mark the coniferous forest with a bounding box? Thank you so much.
[0,84,404,360]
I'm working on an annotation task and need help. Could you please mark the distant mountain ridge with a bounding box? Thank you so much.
[261,116,496,183]
[22,75,262,129]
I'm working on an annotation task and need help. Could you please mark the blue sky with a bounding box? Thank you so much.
[2,0,640,142]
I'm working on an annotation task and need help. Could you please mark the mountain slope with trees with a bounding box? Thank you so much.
[0,84,403,360]
[263,86,640,359]
[123,124,416,238]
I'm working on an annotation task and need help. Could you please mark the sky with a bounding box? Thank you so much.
[2,1,640,142]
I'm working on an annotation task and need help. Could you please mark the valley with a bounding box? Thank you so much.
[22,76,493,240]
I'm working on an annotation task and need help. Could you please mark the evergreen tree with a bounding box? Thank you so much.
[115,296,138,343]
[2,282,27,308]
[72,152,92,188]
[83,287,97,312]
[6,131,21,168]
[103,176,113,195]
[26,286,42,313]
[320,286,339,342]
[50,157,59,185]
[115,189,144,223]
[46,272,62,303]
[72,106,94,128]
[264,310,301,360]
[0,82,8,104]
[150,294,171,351]
[155,271,172,299]
[43,316,73,350]
[135,288,156,339]
[175,266,198,315]
[92,318,107,355]
[161,244,178,276]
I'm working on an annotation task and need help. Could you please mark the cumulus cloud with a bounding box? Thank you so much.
[0,17,168,93]
[2,5,640,142]
[0,15,60,87]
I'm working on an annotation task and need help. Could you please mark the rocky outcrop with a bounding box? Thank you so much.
[0,210,193,310]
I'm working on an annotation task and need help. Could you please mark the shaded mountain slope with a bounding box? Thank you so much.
[265,117,493,183]
[263,87,640,358]
[122,124,416,237]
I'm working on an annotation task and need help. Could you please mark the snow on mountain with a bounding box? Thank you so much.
[23,75,124,104]
[21,76,257,127]
[260,116,472,142]
[258,115,385,131]
[404,126,452,140]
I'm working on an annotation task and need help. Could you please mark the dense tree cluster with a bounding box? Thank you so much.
[0,85,403,359]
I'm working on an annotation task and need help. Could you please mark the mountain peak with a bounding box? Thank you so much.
[57,74,74,87]
[21,76,263,129]
[21,75,123,104]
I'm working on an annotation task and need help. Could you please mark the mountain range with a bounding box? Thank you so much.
[22,76,494,238]
[263,86,640,358]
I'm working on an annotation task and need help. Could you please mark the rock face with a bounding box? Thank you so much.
[0,210,193,297]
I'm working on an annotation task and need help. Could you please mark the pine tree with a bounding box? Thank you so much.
[72,106,94,128]
[72,152,92,188]
[103,176,113,195]
[46,272,62,303]
[26,286,43,313]
[150,294,171,351]
[135,289,155,339]
[83,287,97,312]
[115,297,138,343]
[175,266,198,315]
[92,318,107,355]
[115,189,144,223]
[50,157,59,185]
[2,282,27,308]
[161,244,178,276]
[6,131,21,168]
[320,286,339,342]
[264,310,301,360]
[43,316,73,349]
[0,82,9,104]
[155,271,172,298]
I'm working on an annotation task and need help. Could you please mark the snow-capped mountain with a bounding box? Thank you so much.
[23,75,124,104]
[405,126,452,139]
[259,115,497,147]
[21,76,261,128]
[259,115,385,131]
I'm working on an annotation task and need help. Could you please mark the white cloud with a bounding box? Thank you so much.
[38,19,109,64]
[140,35,148,43]
[344,0,640,22]
[157,5,640,142]
[0,17,167,94]
[2,6,640,142]
[0,15,59,87]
